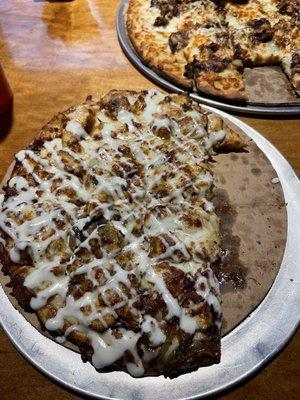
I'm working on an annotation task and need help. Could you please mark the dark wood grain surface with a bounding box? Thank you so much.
[0,1,299,399]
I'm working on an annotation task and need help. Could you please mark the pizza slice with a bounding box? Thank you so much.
[225,0,300,93]
[127,0,194,88]
[225,0,283,64]
[177,3,246,100]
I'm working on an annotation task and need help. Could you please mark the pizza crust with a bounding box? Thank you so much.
[195,74,247,101]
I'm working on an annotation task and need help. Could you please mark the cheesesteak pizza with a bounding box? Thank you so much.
[0,90,245,377]
[127,0,300,101]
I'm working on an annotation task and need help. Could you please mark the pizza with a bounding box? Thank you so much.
[127,0,300,101]
[0,89,245,377]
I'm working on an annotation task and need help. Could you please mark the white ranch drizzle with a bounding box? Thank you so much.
[0,89,226,377]
[66,119,88,138]
[141,315,166,346]
[90,329,141,372]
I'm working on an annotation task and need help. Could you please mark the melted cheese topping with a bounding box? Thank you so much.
[0,89,223,376]
[225,0,298,63]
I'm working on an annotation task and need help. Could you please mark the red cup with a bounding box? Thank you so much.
[0,64,13,136]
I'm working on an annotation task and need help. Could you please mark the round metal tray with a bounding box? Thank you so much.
[0,108,299,399]
[117,0,300,116]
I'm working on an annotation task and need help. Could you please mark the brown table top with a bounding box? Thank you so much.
[0,1,299,399]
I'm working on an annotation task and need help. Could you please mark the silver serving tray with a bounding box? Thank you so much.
[0,108,299,399]
[117,0,300,116]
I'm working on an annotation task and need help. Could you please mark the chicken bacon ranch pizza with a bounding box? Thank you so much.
[0,90,245,377]
[127,0,300,101]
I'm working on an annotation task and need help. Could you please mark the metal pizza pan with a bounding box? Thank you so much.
[0,106,299,400]
[117,0,300,117]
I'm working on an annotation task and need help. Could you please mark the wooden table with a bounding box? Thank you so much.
[0,1,299,399]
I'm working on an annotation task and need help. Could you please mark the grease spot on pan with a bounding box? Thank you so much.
[251,167,262,176]
[213,188,247,294]
[220,175,226,184]
[241,155,249,165]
